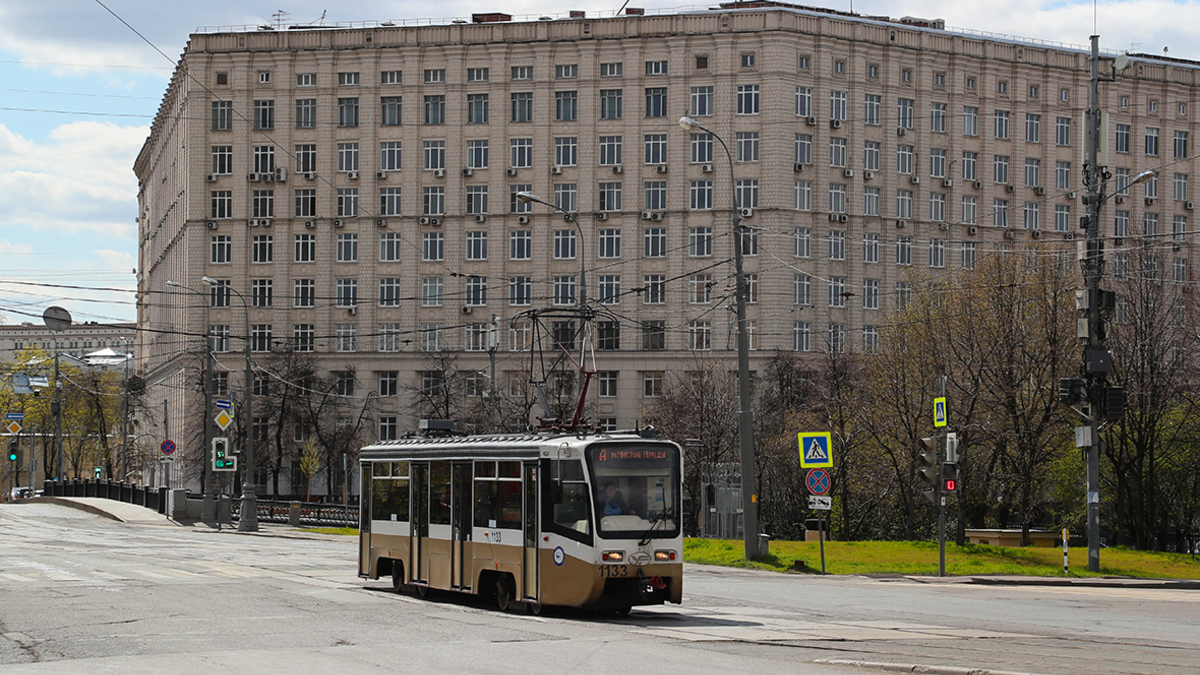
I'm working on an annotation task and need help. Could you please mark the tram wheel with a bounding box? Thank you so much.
[391,565,404,594]
[495,576,514,612]
[525,600,544,616]
[415,584,430,598]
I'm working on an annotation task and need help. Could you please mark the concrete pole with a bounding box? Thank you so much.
[1085,36,1104,573]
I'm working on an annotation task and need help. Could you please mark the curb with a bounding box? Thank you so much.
[815,658,1045,675]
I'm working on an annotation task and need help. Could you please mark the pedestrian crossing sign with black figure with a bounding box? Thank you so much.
[797,432,833,468]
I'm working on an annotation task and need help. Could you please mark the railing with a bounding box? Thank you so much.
[233,499,359,528]
[43,478,168,514]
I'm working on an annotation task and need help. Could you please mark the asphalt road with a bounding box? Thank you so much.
[1,501,1197,674]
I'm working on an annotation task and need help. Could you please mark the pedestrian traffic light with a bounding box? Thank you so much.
[941,463,959,493]
[212,437,236,471]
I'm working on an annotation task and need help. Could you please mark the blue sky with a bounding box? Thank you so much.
[1,0,1197,327]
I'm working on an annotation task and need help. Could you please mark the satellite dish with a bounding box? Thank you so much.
[1114,54,1131,71]
[43,306,72,333]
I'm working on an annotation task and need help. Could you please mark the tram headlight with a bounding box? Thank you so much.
[601,550,624,563]
[653,550,676,562]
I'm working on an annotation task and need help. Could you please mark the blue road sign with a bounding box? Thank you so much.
[215,399,233,410]
[161,439,176,455]
[806,468,831,496]
[798,432,833,468]
[5,413,24,421]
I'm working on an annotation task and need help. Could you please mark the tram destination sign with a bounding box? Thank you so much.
[592,446,673,465]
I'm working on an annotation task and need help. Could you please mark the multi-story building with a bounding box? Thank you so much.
[135,2,1198,494]
[0,322,137,363]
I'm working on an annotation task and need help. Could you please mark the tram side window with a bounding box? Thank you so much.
[371,477,409,522]
[429,461,451,525]
[547,459,590,536]
[473,479,522,529]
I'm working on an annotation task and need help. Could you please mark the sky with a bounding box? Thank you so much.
[2,0,1198,327]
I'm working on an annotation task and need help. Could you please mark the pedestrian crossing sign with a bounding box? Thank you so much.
[798,432,833,468]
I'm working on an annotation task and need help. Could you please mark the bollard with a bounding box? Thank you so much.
[758,533,770,558]
[289,502,301,527]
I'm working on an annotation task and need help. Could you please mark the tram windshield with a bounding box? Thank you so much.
[587,443,680,539]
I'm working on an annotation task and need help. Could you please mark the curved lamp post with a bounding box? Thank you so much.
[202,276,258,532]
[678,116,759,560]
[166,280,215,525]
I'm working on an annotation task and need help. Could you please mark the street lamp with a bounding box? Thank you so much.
[202,276,257,532]
[678,115,760,560]
[166,280,216,525]
[516,191,592,401]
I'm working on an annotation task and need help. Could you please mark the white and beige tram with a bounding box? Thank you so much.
[358,427,683,613]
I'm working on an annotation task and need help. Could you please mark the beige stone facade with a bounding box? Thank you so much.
[135,4,1199,493]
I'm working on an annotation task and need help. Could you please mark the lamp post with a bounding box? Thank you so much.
[203,276,257,532]
[119,336,132,487]
[167,280,215,525]
[678,116,759,560]
[516,191,591,393]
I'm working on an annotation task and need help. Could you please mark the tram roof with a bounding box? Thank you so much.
[359,430,676,461]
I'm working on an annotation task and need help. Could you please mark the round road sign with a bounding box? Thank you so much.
[43,306,72,333]
[161,439,176,455]
[806,468,831,496]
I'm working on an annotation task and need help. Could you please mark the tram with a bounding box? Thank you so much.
[357,425,683,613]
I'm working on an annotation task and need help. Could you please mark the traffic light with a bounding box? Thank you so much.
[941,463,959,493]
[212,437,237,472]
[7,441,17,463]
[919,437,940,504]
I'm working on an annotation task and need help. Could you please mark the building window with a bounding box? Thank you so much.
[253,100,274,129]
[644,181,666,211]
[293,279,314,308]
[995,110,1010,139]
[597,276,621,305]
[691,86,713,117]
[292,325,314,352]
[423,186,445,215]
[645,87,667,118]
[555,91,578,121]
[422,231,444,261]
[424,95,445,125]
[336,279,358,307]
[509,276,531,306]
[599,136,623,166]
[212,101,232,130]
[381,70,402,85]
[737,132,759,162]
[467,93,489,124]
[600,62,623,77]
[337,98,358,127]
[251,279,272,308]
[208,325,230,353]
[334,325,357,353]
[379,277,401,307]
[511,92,533,122]
[465,277,487,307]
[424,69,445,83]
[600,89,623,119]
[252,235,272,263]
[421,277,444,307]
[210,235,232,264]
[598,183,622,212]
[337,189,358,217]
[642,371,664,397]
[466,185,488,215]
[643,274,665,304]
[689,181,713,210]
[381,96,402,126]
[380,232,401,262]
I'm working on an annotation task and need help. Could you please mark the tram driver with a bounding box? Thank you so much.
[600,482,636,517]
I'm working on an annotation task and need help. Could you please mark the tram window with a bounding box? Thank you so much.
[392,461,409,478]
[498,461,521,478]
[548,460,591,535]
[474,479,523,528]
[475,461,496,478]
[429,461,451,525]
[375,462,391,478]
[371,478,409,521]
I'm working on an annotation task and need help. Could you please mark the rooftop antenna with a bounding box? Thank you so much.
[272,10,290,29]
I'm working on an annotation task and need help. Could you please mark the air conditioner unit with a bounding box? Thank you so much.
[830,119,843,129]
[972,180,983,189]
[1145,197,1155,206]
[433,169,446,178]
[596,212,608,221]
[206,174,217,182]
[1187,201,1195,210]
[656,165,668,174]
[1174,243,1182,251]
[938,222,950,231]
[1006,184,1016,193]
[517,215,530,225]
[701,164,714,173]
[828,213,841,222]
[910,175,921,185]
[649,212,663,221]
[347,306,357,316]
[843,169,854,178]
[305,172,317,180]
[1114,237,1124,245]
[1004,230,1016,240]
[863,170,874,180]
[550,166,563,175]
[1031,230,1042,239]
[474,215,487,223]
[262,173,273,183]
[461,305,473,315]
[418,217,431,225]
[793,163,805,173]
[304,220,316,229]
[1066,192,1076,200]
[563,214,573,222]
[1035,186,1047,196]
[1065,232,1076,240]
[968,226,979,236]
[942,179,953,188]
[206,221,218,230]
[275,168,287,181]
[376,171,388,179]
[462,168,474,177]
[612,165,624,174]
[259,219,272,228]
[641,210,653,220]
[805,116,818,126]
[429,218,441,226]
[1115,195,1125,204]
[739,207,753,218]
[895,220,907,228]
[248,174,260,182]
[375,219,387,228]
[347,171,359,180]
[505,168,518,176]
[333,219,344,228]
[897,127,907,136]
[247,219,257,227]
[838,214,849,223]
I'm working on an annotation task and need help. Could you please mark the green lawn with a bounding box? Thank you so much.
[684,538,1200,579]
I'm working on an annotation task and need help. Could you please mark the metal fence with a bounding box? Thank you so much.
[43,479,168,513]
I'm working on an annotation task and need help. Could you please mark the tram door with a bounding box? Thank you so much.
[451,462,472,590]
[410,462,428,583]
[358,463,372,577]
[522,462,539,601]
